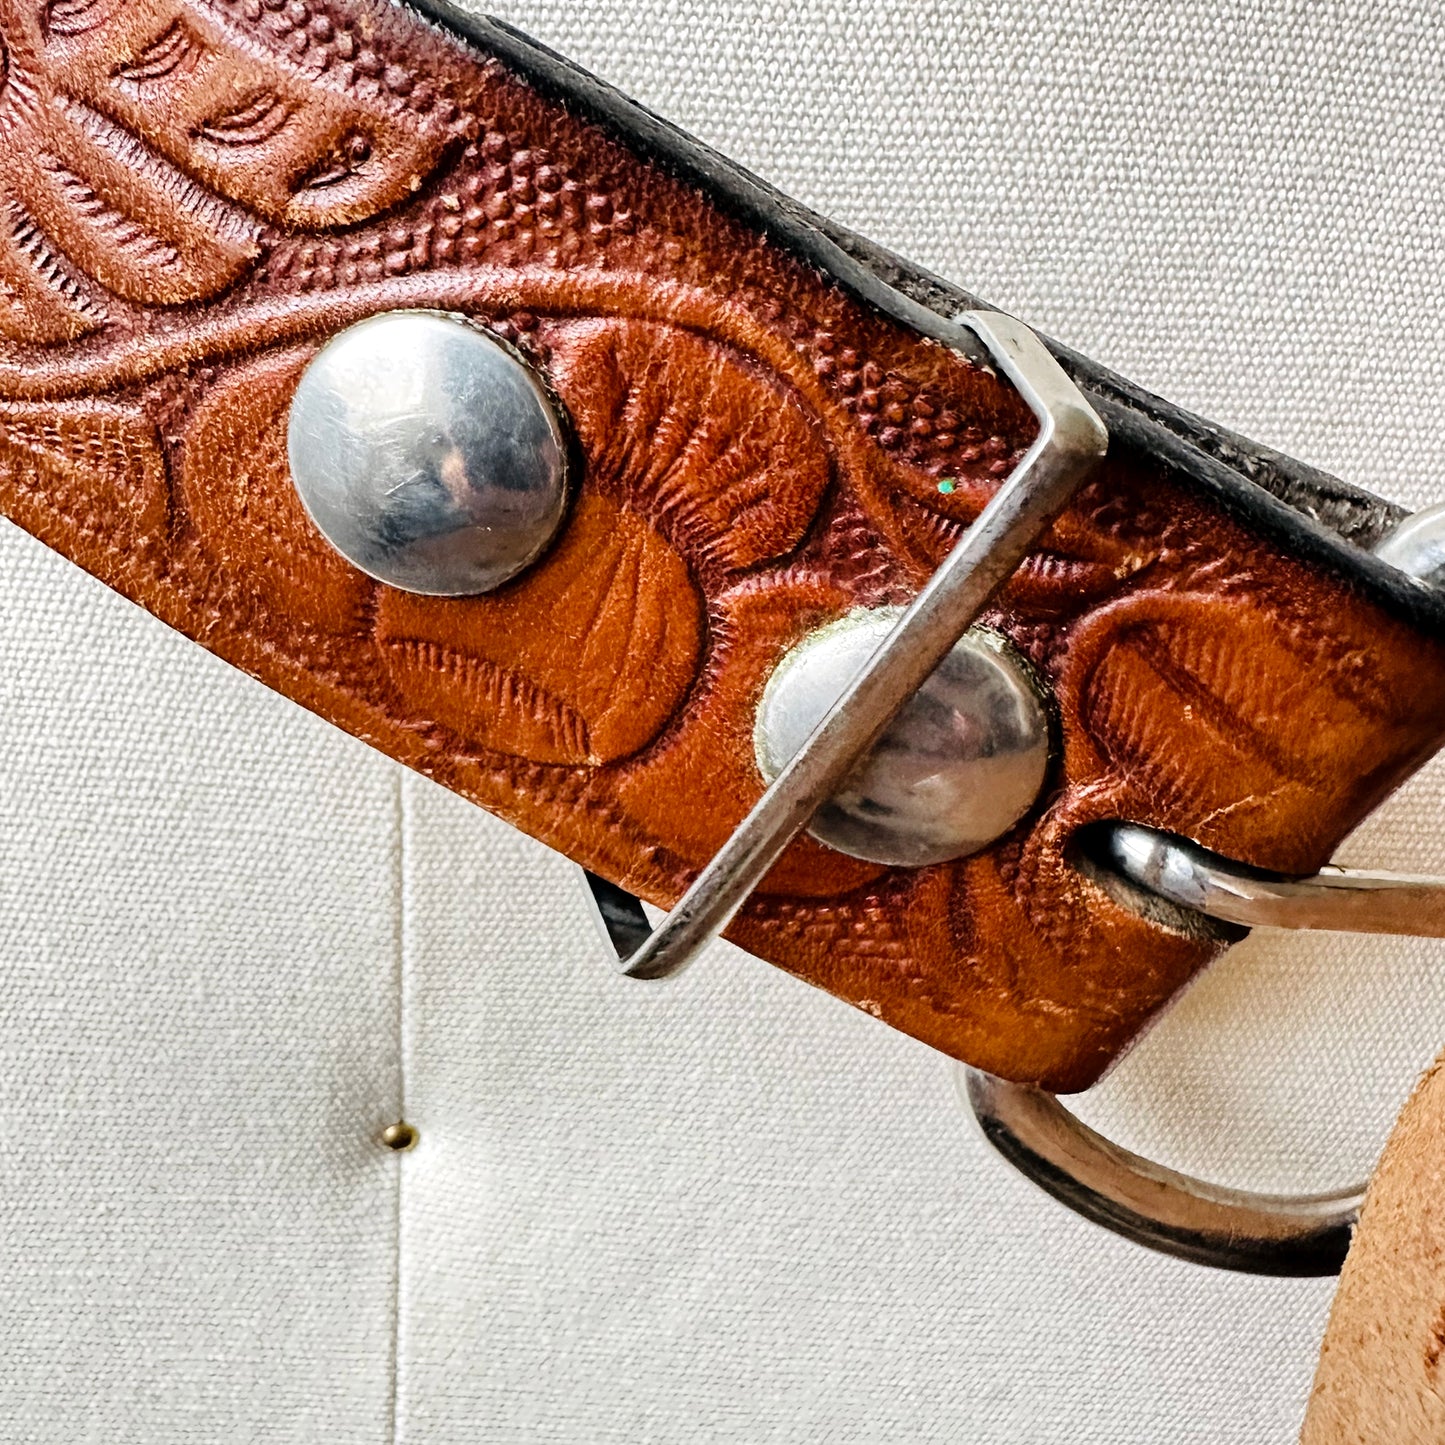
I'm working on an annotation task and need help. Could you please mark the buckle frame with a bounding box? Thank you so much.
[960,1069,1362,1276]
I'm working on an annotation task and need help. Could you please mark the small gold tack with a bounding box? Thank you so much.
[381,1121,419,1153]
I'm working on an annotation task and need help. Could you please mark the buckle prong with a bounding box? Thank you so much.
[582,311,1108,981]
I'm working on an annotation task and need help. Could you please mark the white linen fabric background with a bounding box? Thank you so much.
[2,0,1444,1440]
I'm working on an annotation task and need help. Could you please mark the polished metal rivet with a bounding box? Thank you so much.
[287,310,569,596]
[754,609,1052,867]
[1374,502,1445,590]
[381,1121,419,1152]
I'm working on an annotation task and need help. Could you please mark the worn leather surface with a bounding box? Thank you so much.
[1,0,1443,1090]
[1304,1050,1445,1443]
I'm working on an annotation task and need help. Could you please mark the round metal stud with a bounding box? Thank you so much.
[754,609,1052,867]
[380,1121,419,1153]
[287,310,569,596]
[1374,502,1445,590]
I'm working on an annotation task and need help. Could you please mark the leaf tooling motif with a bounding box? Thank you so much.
[180,348,372,628]
[48,0,459,229]
[1063,590,1410,870]
[0,396,168,548]
[0,199,106,343]
[0,0,464,339]
[0,67,261,311]
[548,321,832,580]
[376,494,704,766]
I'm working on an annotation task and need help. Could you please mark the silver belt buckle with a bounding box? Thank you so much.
[578,311,1445,1278]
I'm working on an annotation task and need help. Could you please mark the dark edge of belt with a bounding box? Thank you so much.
[411,0,1445,637]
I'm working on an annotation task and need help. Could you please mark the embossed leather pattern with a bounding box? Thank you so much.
[1,0,1442,1090]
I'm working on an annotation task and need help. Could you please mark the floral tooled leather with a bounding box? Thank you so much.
[2,0,1443,1091]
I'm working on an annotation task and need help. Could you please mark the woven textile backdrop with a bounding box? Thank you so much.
[2,1,1444,1440]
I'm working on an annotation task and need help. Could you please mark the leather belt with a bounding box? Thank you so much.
[2,1,1443,1138]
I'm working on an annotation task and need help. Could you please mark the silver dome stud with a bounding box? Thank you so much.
[286,310,570,597]
[754,608,1052,868]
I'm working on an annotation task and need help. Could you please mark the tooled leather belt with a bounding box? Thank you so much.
[3,0,1444,1274]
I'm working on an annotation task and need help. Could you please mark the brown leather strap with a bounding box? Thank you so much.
[1305,1053,1445,1443]
[2,0,1443,1090]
